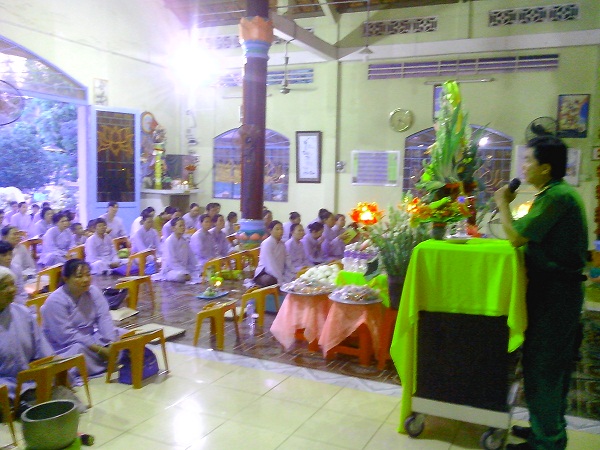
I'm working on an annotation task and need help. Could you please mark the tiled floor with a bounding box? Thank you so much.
[4,275,600,448]
[2,344,600,449]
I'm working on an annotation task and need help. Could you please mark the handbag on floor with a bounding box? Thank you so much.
[102,288,128,310]
[117,347,159,384]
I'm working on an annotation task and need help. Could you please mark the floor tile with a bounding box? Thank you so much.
[276,435,349,449]
[78,393,168,431]
[122,374,203,405]
[364,422,453,450]
[95,432,187,449]
[230,396,319,434]
[188,421,289,450]
[167,357,238,384]
[323,387,399,422]
[76,422,126,448]
[128,406,225,446]
[265,375,343,407]
[174,384,260,418]
[292,409,383,450]
[211,365,288,395]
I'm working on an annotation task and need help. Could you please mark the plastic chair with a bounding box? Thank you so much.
[21,237,43,261]
[325,323,374,367]
[66,244,85,260]
[26,293,50,325]
[241,248,259,267]
[105,329,169,389]
[0,384,17,447]
[238,285,280,328]
[115,275,155,309]
[112,236,131,253]
[125,249,156,276]
[377,307,398,370]
[193,300,240,350]
[33,263,63,294]
[201,256,231,279]
[14,354,92,408]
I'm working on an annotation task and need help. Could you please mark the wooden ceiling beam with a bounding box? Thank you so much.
[271,13,338,61]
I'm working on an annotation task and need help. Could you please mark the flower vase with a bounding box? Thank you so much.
[431,222,447,240]
[188,173,194,187]
[387,276,404,310]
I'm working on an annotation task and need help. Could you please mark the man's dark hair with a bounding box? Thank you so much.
[307,222,324,233]
[0,241,13,255]
[62,259,91,278]
[52,212,66,224]
[318,208,330,221]
[528,135,568,179]
[267,220,282,231]
[1,226,16,238]
[226,211,237,221]
[289,211,300,221]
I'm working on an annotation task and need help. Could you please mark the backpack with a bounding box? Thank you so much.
[118,347,159,384]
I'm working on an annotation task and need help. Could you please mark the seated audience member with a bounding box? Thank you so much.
[32,202,50,224]
[205,202,219,220]
[30,204,40,223]
[0,211,4,228]
[285,223,311,276]
[131,211,161,257]
[31,206,54,238]
[2,226,36,277]
[160,217,197,282]
[11,202,32,237]
[70,222,88,246]
[130,206,155,237]
[4,201,18,225]
[154,206,176,234]
[326,226,356,262]
[38,212,73,267]
[211,214,232,257]
[41,259,120,376]
[302,221,325,265]
[190,214,217,269]
[321,211,339,261]
[309,208,331,226]
[0,242,28,304]
[100,201,126,239]
[262,209,273,231]
[331,214,346,238]
[85,219,97,237]
[0,266,53,400]
[254,220,293,287]
[182,203,202,231]
[283,211,301,241]
[224,211,238,236]
[161,208,181,241]
[61,209,76,223]
[84,218,122,275]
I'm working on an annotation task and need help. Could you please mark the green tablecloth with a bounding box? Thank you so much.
[335,271,389,307]
[389,238,527,433]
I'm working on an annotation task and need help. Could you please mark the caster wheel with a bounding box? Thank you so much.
[404,414,425,438]
[479,428,505,450]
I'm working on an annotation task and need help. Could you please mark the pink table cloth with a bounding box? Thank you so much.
[270,293,331,350]
[318,301,383,355]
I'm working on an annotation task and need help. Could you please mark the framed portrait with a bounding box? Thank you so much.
[296,131,322,183]
[557,94,590,138]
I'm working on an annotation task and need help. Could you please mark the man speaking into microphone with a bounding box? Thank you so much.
[494,136,587,450]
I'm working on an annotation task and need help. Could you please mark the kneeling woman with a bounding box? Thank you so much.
[41,259,121,376]
[254,220,294,287]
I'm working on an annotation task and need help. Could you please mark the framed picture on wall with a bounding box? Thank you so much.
[516,145,581,186]
[557,94,590,138]
[296,131,322,183]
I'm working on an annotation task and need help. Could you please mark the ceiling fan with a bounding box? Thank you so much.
[278,40,316,95]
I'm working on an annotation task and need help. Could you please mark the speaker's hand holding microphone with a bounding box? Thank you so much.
[491,178,521,220]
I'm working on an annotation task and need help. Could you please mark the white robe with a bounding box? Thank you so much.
[161,234,197,282]
[85,233,120,274]
[39,226,73,266]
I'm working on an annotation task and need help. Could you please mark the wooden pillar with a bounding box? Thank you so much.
[239,0,273,223]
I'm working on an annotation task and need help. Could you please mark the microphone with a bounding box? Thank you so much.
[490,178,521,220]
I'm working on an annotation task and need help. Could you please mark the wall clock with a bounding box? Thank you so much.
[389,108,413,132]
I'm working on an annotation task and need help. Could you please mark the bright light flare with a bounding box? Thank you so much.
[478,136,489,147]
[170,38,222,89]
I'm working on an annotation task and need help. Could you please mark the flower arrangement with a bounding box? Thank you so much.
[416,80,485,201]
[407,195,470,225]
[184,164,197,173]
[349,202,384,226]
[364,198,429,280]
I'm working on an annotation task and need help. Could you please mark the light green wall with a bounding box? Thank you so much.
[1,0,598,243]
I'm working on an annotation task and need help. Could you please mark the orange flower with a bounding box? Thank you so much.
[349,202,384,226]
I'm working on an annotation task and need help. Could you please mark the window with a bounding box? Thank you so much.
[213,129,289,202]
[404,126,513,202]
